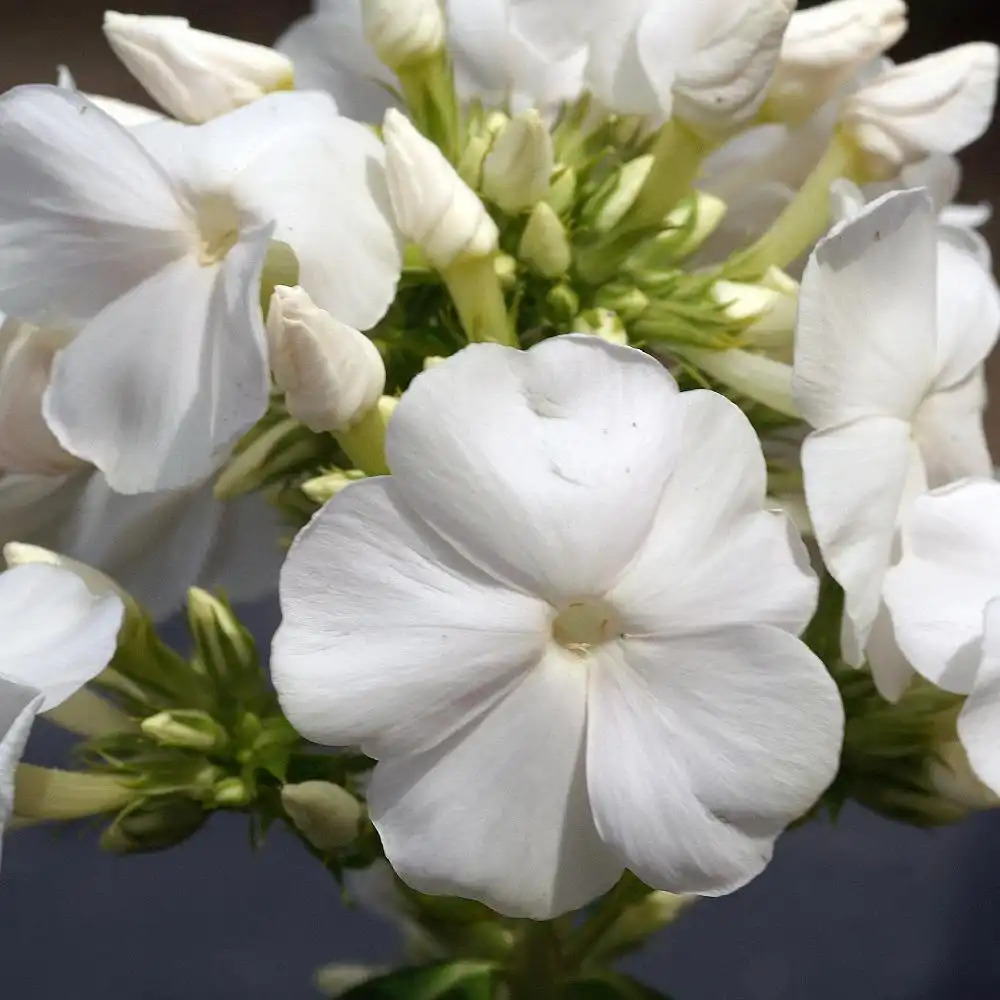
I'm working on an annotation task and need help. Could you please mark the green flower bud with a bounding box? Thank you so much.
[282,781,364,851]
[302,468,367,506]
[212,777,254,808]
[574,308,629,346]
[141,710,228,752]
[519,202,572,277]
[585,155,653,232]
[545,166,577,216]
[482,110,555,213]
[187,587,257,681]
[593,284,649,322]
[100,795,208,854]
[545,283,580,325]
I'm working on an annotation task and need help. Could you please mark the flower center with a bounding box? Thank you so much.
[551,599,624,656]
[194,192,241,266]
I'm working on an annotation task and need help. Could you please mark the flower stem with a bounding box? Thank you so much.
[443,256,518,347]
[576,119,709,285]
[398,53,462,164]
[506,921,562,1000]
[726,131,859,280]
[335,404,392,476]
[679,347,799,417]
[43,687,136,739]
[563,874,650,971]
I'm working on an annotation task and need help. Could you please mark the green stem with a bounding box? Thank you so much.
[443,256,518,347]
[335,404,392,476]
[680,346,799,417]
[506,922,562,1000]
[398,53,462,164]
[43,687,136,739]
[563,875,650,970]
[576,119,709,285]
[726,130,859,280]
[14,765,132,821]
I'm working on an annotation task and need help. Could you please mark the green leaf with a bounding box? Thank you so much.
[562,971,674,1000]
[339,962,498,1000]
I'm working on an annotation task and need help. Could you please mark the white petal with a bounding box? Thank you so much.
[931,234,1000,392]
[608,390,817,636]
[276,11,399,124]
[386,336,682,602]
[369,648,622,919]
[0,564,122,710]
[794,189,938,429]
[508,0,606,61]
[864,601,915,703]
[138,92,402,331]
[586,626,842,895]
[0,85,189,327]
[884,479,1000,693]
[958,598,1000,795]
[802,417,917,664]
[272,477,550,758]
[845,44,1000,172]
[44,229,272,494]
[0,678,43,842]
[913,369,992,489]
[585,0,662,115]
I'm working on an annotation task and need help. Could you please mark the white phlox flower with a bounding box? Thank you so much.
[0,562,124,860]
[103,11,296,124]
[0,319,283,619]
[0,85,401,494]
[277,0,586,121]
[794,189,1000,700]
[272,334,843,920]
[884,480,1000,796]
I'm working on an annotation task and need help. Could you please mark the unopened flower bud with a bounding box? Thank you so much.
[519,202,572,277]
[141,710,228,752]
[302,469,367,506]
[843,43,1000,179]
[712,275,797,351]
[593,284,649,323]
[103,12,295,123]
[588,156,654,232]
[212,777,253,808]
[267,286,386,434]
[187,587,257,678]
[574,309,629,346]
[383,109,499,268]
[546,284,581,324]
[282,781,363,851]
[362,0,445,71]
[100,795,207,854]
[545,166,578,216]
[494,253,519,289]
[482,110,555,213]
[768,0,908,122]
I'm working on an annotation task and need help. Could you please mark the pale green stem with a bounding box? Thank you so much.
[443,256,518,347]
[397,52,462,164]
[576,119,709,285]
[681,347,799,418]
[726,131,859,280]
[335,405,392,476]
[14,765,132,822]
[43,687,135,739]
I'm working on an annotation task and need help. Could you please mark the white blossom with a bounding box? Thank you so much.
[103,11,295,123]
[272,334,842,919]
[767,0,907,122]
[383,109,499,267]
[794,190,1000,699]
[0,562,124,859]
[884,480,1000,796]
[843,43,1000,177]
[0,86,400,493]
[278,0,586,121]
[361,0,446,70]
[266,285,386,433]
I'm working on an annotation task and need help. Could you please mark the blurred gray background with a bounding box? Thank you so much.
[2,2,1000,998]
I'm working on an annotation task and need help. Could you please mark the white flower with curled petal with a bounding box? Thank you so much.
[272,334,843,919]
[794,189,1000,700]
[103,12,295,124]
[884,480,1000,796]
[0,85,400,494]
[278,0,586,121]
[766,0,907,122]
[843,43,999,178]
[0,319,282,620]
[0,561,123,859]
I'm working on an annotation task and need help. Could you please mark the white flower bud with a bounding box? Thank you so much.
[843,43,1000,178]
[361,0,445,71]
[0,321,83,477]
[57,64,165,127]
[382,109,499,268]
[266,286,386,434]
[282,781,364,851]
[712,272,797,351]
[589,156,654,232]
[519,202,572,277]
[768,0,908,122]
[103,12,295,124]
[482,110,555,213]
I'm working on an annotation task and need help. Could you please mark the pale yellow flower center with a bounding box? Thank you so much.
[195,192,241,266]
[552,598,624,656]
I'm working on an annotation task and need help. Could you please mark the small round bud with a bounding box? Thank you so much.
[282,781,364,851]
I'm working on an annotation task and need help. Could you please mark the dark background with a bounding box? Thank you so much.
[3,3,1000,998]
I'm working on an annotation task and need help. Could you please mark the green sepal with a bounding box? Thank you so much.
[339,961,498,1000]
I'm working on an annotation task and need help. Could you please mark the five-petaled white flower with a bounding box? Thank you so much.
[0,85,401,494]
[272,334,843,920]
[884,480,1000,796]
[794,189,1000,699]
[0,562,124,860]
